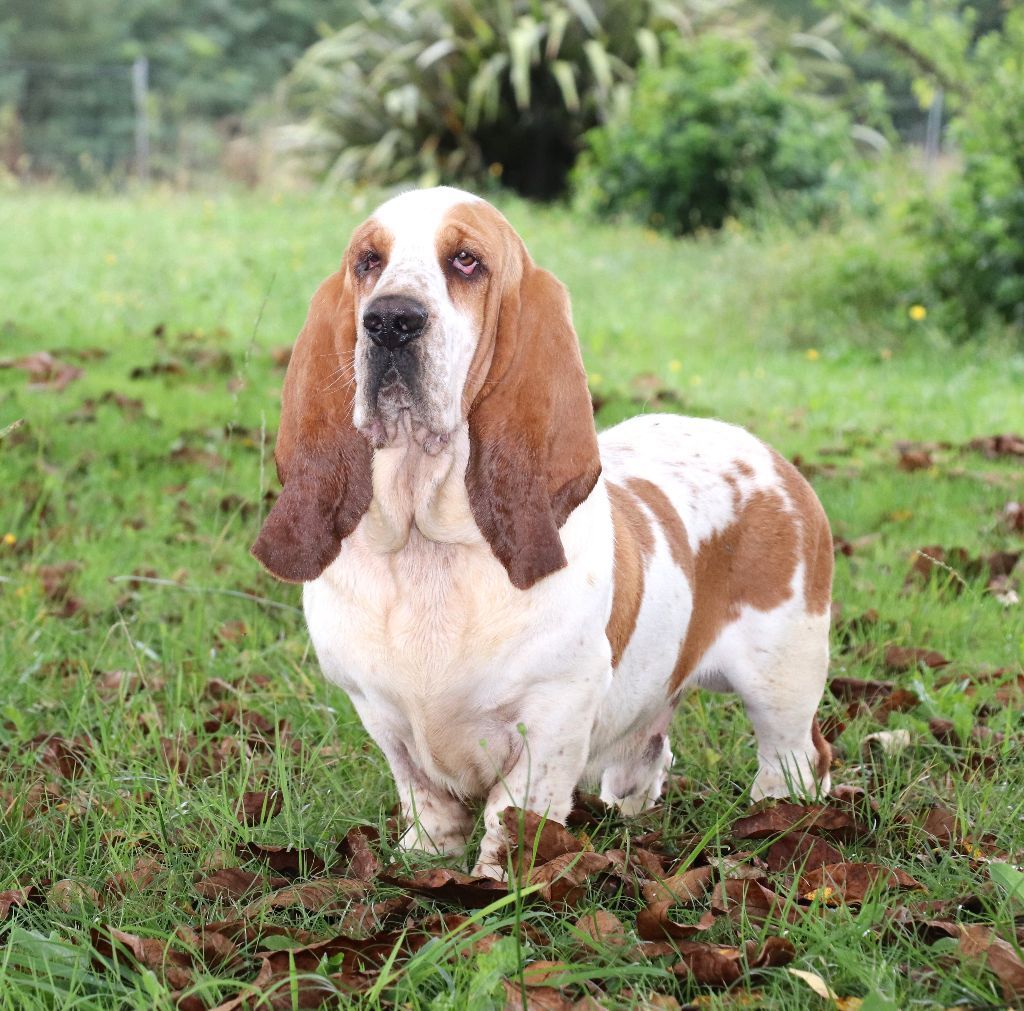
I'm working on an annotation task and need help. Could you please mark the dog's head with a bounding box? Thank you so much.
[252,187,600,590]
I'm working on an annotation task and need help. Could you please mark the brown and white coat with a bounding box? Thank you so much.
[253,187,833,877]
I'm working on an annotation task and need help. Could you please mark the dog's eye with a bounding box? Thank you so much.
[358,251,381,275]
[452,250,478,276]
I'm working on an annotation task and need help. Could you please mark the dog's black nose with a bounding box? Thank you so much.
[362,295,428,351]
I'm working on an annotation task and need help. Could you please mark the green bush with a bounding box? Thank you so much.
[572,35,861,234]
[283,0,732,199]
[838,1,1023,338]
[921,10,1024,334]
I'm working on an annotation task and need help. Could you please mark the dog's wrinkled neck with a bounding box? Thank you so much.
[359,423,482,554]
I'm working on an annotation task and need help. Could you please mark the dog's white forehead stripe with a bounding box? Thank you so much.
[372,187,483,254]
[368,187,484,309]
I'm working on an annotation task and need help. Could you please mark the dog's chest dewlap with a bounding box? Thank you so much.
[305,535,566,795]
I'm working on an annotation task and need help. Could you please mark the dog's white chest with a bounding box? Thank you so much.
[303,433,538,793]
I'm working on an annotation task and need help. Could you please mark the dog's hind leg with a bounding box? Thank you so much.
[599,711,674,816]
[698,605,831,801]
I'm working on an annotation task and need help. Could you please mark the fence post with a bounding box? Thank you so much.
[923,88,944,182]
[132,55,150,183]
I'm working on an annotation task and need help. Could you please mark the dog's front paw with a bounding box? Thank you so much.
[397,823,469,858]
[470,832,509,881]
[470,858,507,882]
[751,760,830,802]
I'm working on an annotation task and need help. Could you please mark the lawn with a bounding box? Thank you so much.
[1,188,1023,1010]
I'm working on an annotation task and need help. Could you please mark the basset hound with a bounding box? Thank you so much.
[253,186,833,877]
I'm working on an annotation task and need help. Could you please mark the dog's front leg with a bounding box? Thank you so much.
[378,739,474,858]
[349,707,474,858]
[471,693,598,880]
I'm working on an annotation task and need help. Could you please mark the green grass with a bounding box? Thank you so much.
[1,188,1023,1010]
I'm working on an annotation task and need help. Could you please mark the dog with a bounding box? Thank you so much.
[253,186,832,878]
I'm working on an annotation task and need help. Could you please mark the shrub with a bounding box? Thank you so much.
[281,0,731,199]
[571,34,861,234]
[839,1,1023,337]
[921,10,1024,333]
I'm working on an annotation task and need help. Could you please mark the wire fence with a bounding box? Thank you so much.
[0,57,145,182]
[0,53,947,188]
[0,56,262,185]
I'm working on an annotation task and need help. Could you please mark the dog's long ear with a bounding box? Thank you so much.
[466,255,601,590]
[252,271,372,583]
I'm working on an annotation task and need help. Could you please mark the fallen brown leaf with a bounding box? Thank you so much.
[238,843,328,879]
[215,620,248,645]
[966,433,1024,459]
[565,791,612,827]
[380,867,508,909]
[637,902,716,941]
[48,878,102,911]
[897,445,933,471]
[905,545,1020,608]
[259,925,430,976]
[522,960,574,986]
[0,885,43,920]
[2,351,83,391]
[107,855,163,897]
[617,846,666,880]
[883,645,951,673]
[235,790,282,825]
[212,962,373,1010]
[195,867,286,901]
[732,801,862,842]
[34,562,87,617]
[503,808,583,870]
[829,675,898,703]
[173,924,243,972]
[204,917,315,950]
[169,444,226,470]
[206,702,277,738]
[1004,501,1024,534]
[711,878,799,925]
[957,924,1024,1000]
[501,979,576,1010]
[90,926,195,991]
[642,865,713,905]
[246,877,367,915]
[335,896,414,937]
[705,852,770,881]
[30,733,91,779]
[574,910,627,949]
[671,936,795,986]
[764,832,843,873]
[336,825,382,881]
[798,862,923,905]
[528,851,613,907]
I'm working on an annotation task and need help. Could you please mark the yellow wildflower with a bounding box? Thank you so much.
[909,304,927,321]
[668,359,682,373]
[805,348,820,361]
[2,532,15,545]
[803,885,839,905]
